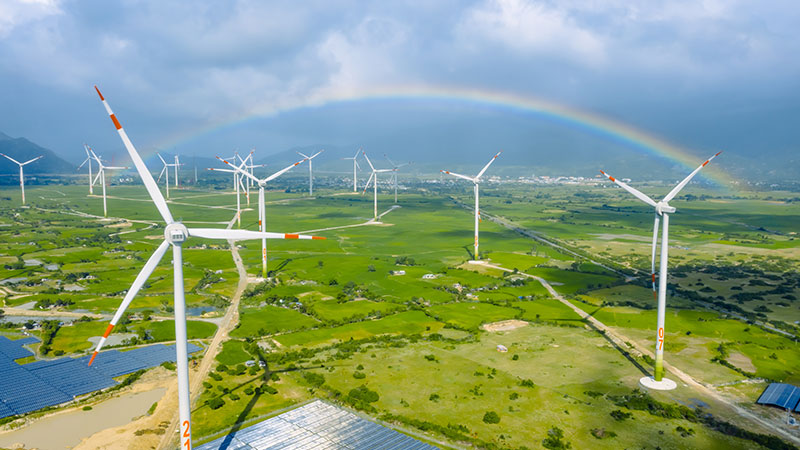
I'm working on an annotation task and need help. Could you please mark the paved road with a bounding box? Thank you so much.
[484,262,800,446]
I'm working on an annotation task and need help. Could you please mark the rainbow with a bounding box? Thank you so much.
[151,84,732,186]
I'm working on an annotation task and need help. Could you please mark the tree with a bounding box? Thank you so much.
[482,411,500,424]
[542,426,571,449]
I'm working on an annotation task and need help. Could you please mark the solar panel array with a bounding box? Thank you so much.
[0,335,35,360]
[196,400,439,450]
[0,340,203,419]
[757,383,800,410]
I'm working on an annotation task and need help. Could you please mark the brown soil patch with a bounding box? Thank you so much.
[481,319,529,332]
[728,352,757,373]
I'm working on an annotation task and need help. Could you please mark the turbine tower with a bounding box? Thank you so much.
[173,154,182,188]
[77,144,95,195]
[208,154,251,227]
[384,154,411,204]
[362,151,393,222]
[441,151,501,262]
[157,153,178,199]
[600,151,722,390]
[1,153,43,205]
[297,149,324,195]
[216,155,308,278]
[91,86,325,450]
[88,148,128,217]
[343,148,361,192]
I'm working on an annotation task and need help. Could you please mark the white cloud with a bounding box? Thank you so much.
[458,0,606,66]
[0,0,62,38]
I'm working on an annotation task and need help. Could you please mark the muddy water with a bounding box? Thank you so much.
[0,387,165,449]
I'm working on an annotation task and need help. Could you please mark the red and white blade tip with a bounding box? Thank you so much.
[599,170,615,182]
[94,85,104,101]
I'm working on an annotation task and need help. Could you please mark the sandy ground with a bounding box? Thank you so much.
[728,351,758,373]
[481,319,529,332]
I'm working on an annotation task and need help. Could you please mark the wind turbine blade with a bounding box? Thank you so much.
[362,151,375,171]
[157,153,167,165]
[88,240,170,365]
[384,154,397,167]
[21,156,43,166]
[157,166,166,182]
[297,151,309,158]
[216,156,261,184]
[308,149,324,160]
[264,157,307,182]
[441,170,475,182]
[0,153,21,165]
[353,148,361,159]
[104,166,128,170]
[188,228,325,241]
[95,86,174,224]
[650,214,660,299]
[476,151,502,179]
[662,151,723,203]
[77,157,90,170]
[599,170,657,207]
[354,160,361,170]
[362,172,375,194]
[208,167,237,173]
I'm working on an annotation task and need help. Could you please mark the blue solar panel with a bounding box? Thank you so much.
[0,401,15,418]
[15,336,40,346]
[0,353,19,374]
[0,336,35,360]
[76,350,150,378]
[196,400,440,450]
[757,383,800,410]
[0,364,73,416]
[28,358,117,397]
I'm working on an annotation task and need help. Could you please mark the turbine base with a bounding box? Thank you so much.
[639,375,677,391]
[467,260,486,265]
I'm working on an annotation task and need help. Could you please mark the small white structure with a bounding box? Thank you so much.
[496,344,508,353]
[422,274,437,280]
[390,270,406,276]
[245,360,256,367]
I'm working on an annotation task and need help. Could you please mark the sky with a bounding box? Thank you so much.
[1,0,798,172]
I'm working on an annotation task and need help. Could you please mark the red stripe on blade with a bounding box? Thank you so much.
[94,86,104,101]
[110,114,122,130]
[312,236,326,240]
[102,323,115,338]
[284,234,299,239]
[88,352,98,366]
[702,160,709,167]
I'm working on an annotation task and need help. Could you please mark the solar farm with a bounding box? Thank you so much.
[0,335,201,418]
[196,400,439,450]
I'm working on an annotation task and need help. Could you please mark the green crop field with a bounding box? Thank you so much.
[1,180,798,450]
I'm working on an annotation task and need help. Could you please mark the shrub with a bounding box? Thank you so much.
[542,426,571,449]
[519,379,535,388]
[610,410,632,421]
[353,371,366,379]
[206,398,225,410]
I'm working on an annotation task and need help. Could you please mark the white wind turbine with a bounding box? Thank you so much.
[91,86,325,450]
[157,153,179,199]
[88,148,128,217]
[242,149,266,198]
[208,153,251,227]
[441,151,501,262]
[342,148,361,192]
[216,154,309,278]
[384,154,411,204]
[173,154,182,188]
[77,144,95,195]
[1,153,43,206]
[297,149,324,195]
[361,151,393,222]
[600,151,722,390]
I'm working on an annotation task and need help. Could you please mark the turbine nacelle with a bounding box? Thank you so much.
[165,223,188,244]
[656,202,675,215]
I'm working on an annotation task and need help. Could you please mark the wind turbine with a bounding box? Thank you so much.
[88,148,127,217]
[1,153,43,205]
[242,149,266,196]
[157,153,178,199]
[77,144,95,194]
[91,86,325,450]
[343,148,361,192]
[173,154,182,188]
[216,155,308,278]
[384,154,411,204]
[600,151,722,390]
[297,149,324,195]
[441,151,501,262]
[208,154,250,227]
[361,151,393,222]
